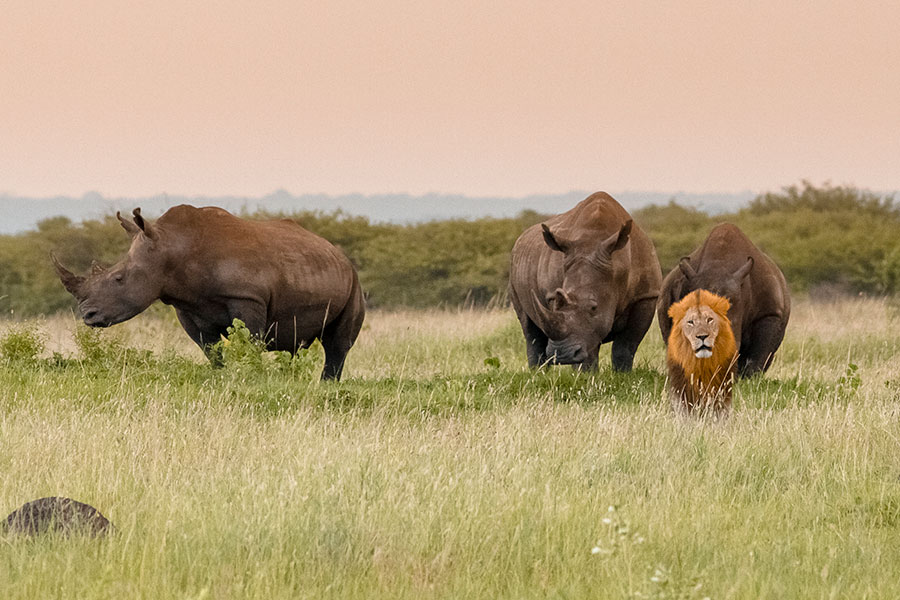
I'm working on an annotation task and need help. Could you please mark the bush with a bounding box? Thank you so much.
[208,319,268,371]
[729,182,899,293]
[0,325,44,363]
[208,319,319,378]
[3,182,897,317]
[73,325,126,364]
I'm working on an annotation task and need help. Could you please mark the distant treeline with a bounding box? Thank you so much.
[1,182,898,317]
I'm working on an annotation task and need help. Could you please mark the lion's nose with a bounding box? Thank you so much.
[696,334,708,341]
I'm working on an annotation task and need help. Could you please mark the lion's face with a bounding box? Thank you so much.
[666,289,737,415]
[679,304,722,358]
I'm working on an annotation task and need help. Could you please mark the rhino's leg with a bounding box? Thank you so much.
[226,299,269,339]
[656,280,682,345]
[521,316,549,368]
[610,297,657,372]
[738,314,787,377]
[319,280,366,381]
[175,309,227,365]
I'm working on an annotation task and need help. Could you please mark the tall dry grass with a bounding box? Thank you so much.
[0,297,898,599]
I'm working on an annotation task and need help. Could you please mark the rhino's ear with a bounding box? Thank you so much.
[117,211,141,238]
[51,253,86,297]
[734,256,754,281]
[678,257,697,280]
[541,223,567,253]
[132,208,158,241]
[601,219,632,254]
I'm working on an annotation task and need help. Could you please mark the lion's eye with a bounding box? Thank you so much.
[707,317,713,324]
[687,320,694,325]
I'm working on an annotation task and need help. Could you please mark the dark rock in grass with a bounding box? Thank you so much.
[3,497,114,537]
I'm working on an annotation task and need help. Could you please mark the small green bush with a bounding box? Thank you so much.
[209,318,319,379]
[838,362,862,394]
[210,319,267,371]
[0,325,44,362]
[73,325,126,364]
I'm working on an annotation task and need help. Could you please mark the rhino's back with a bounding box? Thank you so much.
[158,205,357,315]
[547,192,633,241]
[693,223,789,317]
[693,224,760,270]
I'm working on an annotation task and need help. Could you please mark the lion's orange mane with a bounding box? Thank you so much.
[666,289,737,414]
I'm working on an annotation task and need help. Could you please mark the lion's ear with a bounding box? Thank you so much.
[668,302,686,323]
[711,295,731,318]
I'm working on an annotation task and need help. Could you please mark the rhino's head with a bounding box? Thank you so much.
[52,208,165,328]
[531,219,633,369]
[677,255,753,342]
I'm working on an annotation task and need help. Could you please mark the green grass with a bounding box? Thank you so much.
[0,298,899,599]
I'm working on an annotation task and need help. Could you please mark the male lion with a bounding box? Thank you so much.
[666,289,737,416]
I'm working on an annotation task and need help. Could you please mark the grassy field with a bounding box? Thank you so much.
[1,298,899,599]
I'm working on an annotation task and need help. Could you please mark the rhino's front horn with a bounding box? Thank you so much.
[531,289,562,329]
[51,253,86,297]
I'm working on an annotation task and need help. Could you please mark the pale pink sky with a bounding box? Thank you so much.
[1,1,898,198]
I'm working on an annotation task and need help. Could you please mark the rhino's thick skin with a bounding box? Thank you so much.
[657,223,790,377]
[4,497,114,537]
[53,205,365,380]
[508,192,662,371]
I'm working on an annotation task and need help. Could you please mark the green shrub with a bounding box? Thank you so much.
[208,318,319,379]
[5,181,898,317]
[0,325,44,362]
[73,325,126,364]
[209,319,267,371]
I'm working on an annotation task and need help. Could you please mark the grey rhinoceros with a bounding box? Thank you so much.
[53,205,365,380]
[508,192,662,371]
[657,222,790,377]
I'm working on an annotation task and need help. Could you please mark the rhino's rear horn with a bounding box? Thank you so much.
[51,253,86,297]
[90,260,106,276]
[531,289,562,328]
[549,288,572,309]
